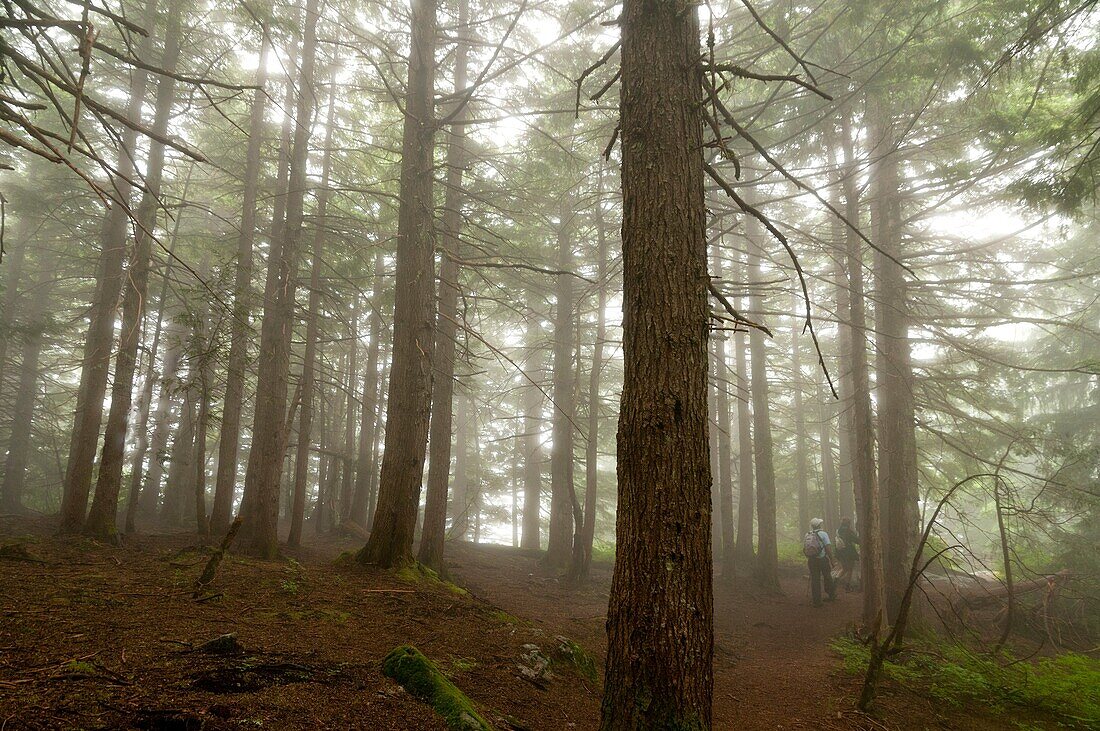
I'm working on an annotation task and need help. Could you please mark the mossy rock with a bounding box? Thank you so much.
[382,645,491,730]
[553,636,599,683]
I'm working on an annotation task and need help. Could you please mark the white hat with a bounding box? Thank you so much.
[810,517,824,528]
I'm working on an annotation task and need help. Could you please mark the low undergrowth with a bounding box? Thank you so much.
[832,635,1100,728]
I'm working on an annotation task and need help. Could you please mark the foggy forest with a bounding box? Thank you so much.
[1,0,1098,728]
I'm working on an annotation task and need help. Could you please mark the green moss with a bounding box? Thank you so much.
[489,609,524,625]
[64,660,98,676]
[394,562,470,597]
[554,636,599,683]
[450,657,478,674]
[831,635,1100,726]
[382,645,491,730]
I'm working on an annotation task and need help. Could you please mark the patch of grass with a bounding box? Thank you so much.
[64,660,98,676]
[488,608,524,626]
[382,645,491,730]
[832,636,1100,727]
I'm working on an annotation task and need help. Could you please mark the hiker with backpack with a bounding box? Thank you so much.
[836,516,860,592]
[803,517,836,607]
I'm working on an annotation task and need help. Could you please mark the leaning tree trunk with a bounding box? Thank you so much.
[358,0,439,568]
[209,28,271,535]
[546,197,577,569]
[601,2,713,727]
[241,0,320,558]
[841,109,886,631]
[288,71,338,548]
[418,0,471,571]
[747,229,780,594]
[85,4,182,540]
[59,0,159,534]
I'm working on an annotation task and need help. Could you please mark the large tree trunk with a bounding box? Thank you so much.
[601,2,712,727]
[870,108,918,624]
[288,72,338,548]
[59,0,159,533]
[358,0,439,568]
[520,285,544,550]
[240,0,320,558]
[85,3,181,539]
[418,0,471,571]
[546,199,577,569]
[747,232,780,593]
[568,173,611,582]
[840,110,887,630]
[733,320,755,575]
[210,28,271,535]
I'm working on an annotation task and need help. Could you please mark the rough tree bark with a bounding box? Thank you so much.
[358,0,439,568]
[601,2,713,727]
[419,0,470,571]
[209,28,271,535]
[240,0,320,558]
[84,2,181,539]
[59,0,159,533]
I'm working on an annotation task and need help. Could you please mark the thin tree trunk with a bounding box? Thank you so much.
[192,296,213,536]
[819,377,840,533]
[210,28,271,535]
[601,2,712,726]
[162,379,197,526]
[546,199,577,569]
[448,393,470,540]
[791,294,811,532]
[85,4,182,539]
[841,109,887,631]
[241,0,320,558]
[520,286,544,550]
[288,69,338,548]
[138,321,184,517]
[568,175,610,582]
[350,252,385,526]
[418,0,470,571]
[59,0,159,533]
[714,247,736,580]
[733,321,755,575]
[748,231,780,593]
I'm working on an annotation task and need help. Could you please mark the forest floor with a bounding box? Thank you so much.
[0,516,1046,730]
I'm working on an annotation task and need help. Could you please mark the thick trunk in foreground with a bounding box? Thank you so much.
[240,0,320,558]
[59,0,159,533]
[210,29,271,535]
[85,5,181,539]
[748,235,780,593]
[841,110,886,630]
[601,3,712,728]
[359,0,439,568]
[419,1,470,571]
